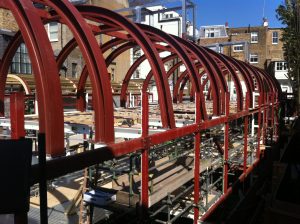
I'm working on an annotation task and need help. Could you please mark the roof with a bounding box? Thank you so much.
[199,25,227,39]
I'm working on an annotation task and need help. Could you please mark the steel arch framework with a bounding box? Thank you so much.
[0,1,281,223]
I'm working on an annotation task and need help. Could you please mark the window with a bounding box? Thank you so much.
[205,28,220,38]
[11,43,32,74]
[201,74,209,92]
[276,62,287,71]
[111,68,115,81]
[250,53,258,63]
[47,22,58,42]
[133,70,140,79]
[251,32,258,43]
[200,25,228,39]
[272,31,278,44]
[71,63,77,78]
[233,44,244,52]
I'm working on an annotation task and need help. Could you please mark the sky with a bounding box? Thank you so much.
[195,0,284,28]
[167,0,285,28]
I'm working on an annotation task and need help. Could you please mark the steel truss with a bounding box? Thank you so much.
[0,1,281,223]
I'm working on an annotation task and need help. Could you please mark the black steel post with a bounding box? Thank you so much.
[38,133,48,224]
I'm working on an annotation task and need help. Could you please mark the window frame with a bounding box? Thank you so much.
[276,61,287,71]
[272,31,279,44]
[71,62,77,78]
[250,32,258,43]
[11,43,32,74]
[232,44,244,52]
[249,53,259,64]
[47,22,59,42]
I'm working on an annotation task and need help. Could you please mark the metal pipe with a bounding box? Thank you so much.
[223,93,230,193]
[148,146,194,172]
[170,203,193,223]
[150,184,194,217]
[182,0,187,38]
[192,3,196,41]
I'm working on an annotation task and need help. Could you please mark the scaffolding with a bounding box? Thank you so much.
[0,1,281,224]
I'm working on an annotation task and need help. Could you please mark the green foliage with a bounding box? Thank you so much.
[276,0,300,98]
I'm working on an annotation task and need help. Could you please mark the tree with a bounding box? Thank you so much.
[276,0,300,108]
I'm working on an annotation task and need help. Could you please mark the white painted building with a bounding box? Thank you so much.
[273,61,293,94]
[130,6,197,102]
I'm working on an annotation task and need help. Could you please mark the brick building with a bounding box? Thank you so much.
[0,0,131,83]
[198,22,291,94]
[198,23,285,70]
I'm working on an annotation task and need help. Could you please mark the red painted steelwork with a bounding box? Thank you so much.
[141,92,149,217]
[77,5,176,129]
[193,93,201,223]
[0,2,282,223]
[10,92,25,139]
[5,0,65,156]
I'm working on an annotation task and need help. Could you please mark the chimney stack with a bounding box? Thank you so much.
[263,17,269,27]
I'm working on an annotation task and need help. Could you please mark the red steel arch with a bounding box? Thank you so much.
[0,0,65,156]
[77,5,176,128]
[0,2,282,223]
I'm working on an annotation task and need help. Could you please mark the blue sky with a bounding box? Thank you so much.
[166,0,285,28]
[195,0,284,28]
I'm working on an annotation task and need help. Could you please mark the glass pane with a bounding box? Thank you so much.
[21,63,26,73]
[27,64,32,74]
[21,55,26,63]
[15,53,20,63]
[49,22,58,31]
[25,54,31,63]
[50,32,58,40]
[20,44,26,53]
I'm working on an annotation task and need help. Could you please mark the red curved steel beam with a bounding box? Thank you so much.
[77,5,175,128]
[0,31,23,115]
[174,64,205,103]
[195,45,229,114]
[203,48,243,111]
[56,26,128,69]
[43,0,115,142]
[76,41,137,111]
[173,36,226,115]
[3,0,65,156]
[221,55,255,107]
[240,61,265,101]
[177,70,207,103]
[137,24,208,120]
[105,42,136,67]
[137,24,201,93]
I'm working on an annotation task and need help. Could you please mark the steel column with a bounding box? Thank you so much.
[193,92,201,223]
[10,92,27,223]
[243,115,249,172]
[141,92,149,219]
[256,95,262,158]
[10,92,25,139]
[223,92,230,193]
[243,92,250,172]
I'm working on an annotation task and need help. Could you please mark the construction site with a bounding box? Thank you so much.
[0,0,299,224]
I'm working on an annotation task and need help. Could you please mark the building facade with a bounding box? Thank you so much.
[198,22,292,95]
[0,0,131,83]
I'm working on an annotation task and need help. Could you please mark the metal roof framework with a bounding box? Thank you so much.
[0,0,281,223]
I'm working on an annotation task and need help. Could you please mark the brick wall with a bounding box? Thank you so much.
[198,26,285,70]
[0,9,18,32]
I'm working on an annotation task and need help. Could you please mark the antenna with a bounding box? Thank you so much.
[262,0,266,18]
